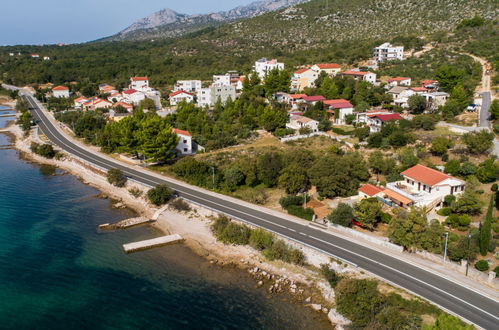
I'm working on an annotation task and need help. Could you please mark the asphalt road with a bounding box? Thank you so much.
[480,92,492,128]
[22,93,499,329]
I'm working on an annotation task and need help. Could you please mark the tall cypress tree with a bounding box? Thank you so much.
[479,196,493,256]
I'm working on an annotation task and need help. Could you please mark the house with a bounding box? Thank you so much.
[172,128,193,155]
[373,43,404,62]
[100,85,118,95]
[30,54,40,58]
[52,86,70,98]
[388,77,411,87]
[83,98,112,111]
[380,164,465,208]
[113,101,133,113]
[292,68,319,91]
[236,76,245,91]
[130,77,149,91]
[286,115,319,132]
[387,86,415,108]
[99,83,113,92]
[254,58,285,79]
[174,80,202,93]
[422,92,449,109]
[324,99,354,124]
[107,92,123,102]
[74,96,89,109]
[358,184,384,199]
[43,56,50,61]
[368,113,404,133]
[122,89,146,105]
[410,87,429,94]
[169,90,195,106]
[108,111,132,122]
[302,95,326,105]
[197,85,236,107]
[342,70,377,84]
[311,63,341,76]
[421,80,439,89]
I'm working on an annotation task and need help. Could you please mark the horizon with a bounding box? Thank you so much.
[0,0,256,46]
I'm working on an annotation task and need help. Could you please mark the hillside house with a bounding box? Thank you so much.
[367,113,404,133]
[292,68,319,91]
[342,70,377,84]
[172,128,193,155]
[388,77,412,87]
[30,54,40,58]
[52,86,70,98]
[174,80,202,93]
[387,86,415,108]
[83,98,112,111]
[130,77,149,91]
[169,90,195,106]
[311,63,341,76]
[254,58,285,79]
[74,97,89,109]
[213,72,241,88]
[373,43,404,62]
[302,95,326,106]
[107,92,123,103]
[122,89,146,105]
[286,115,319,132]
[421,80,439,89]
[197,85,236,107]
[113,101,133,113]
[324,99,354,124]
[422,92,449,109]
[358,184,384,199]
[410,87,429,95]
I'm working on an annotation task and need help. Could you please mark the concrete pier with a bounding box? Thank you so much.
[123,234,183,253]
[99,217,154,230]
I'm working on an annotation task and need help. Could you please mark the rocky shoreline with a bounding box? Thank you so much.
[0,112,358,328]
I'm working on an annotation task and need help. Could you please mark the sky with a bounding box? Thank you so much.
[0,0,255,45]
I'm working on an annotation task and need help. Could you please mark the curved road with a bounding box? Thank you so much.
[21,93,499,329]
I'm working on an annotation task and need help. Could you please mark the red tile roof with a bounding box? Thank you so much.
[123,89,139,95]
[324,99,353,109]
[289,94,307,99]
[131,77,148,81]
[358,184,384,197]
[113,102,133,109]
[74,96,88,103]
[315,63,341,69]
[372,113,403,122]
[388,77,411,82]
[421,79,438,85]
[401,164,451,187]
[411,87,428,92]
[383,189,413,206]
[343,70,369,76]
[169,90,194,97]
[294,68,310,74]
[172,128,191,137]
[302,95,326,102]
[53,85,69,91]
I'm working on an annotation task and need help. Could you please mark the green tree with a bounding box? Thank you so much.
[259,106,286,132]
[462,130,494,154]
[278,164,309,194]
[354,198,382,229]
[430,137,453,155]
[408,94,427,114]
[452,190,483,215]
[476,158,498,183]
[436,65,465,92]
[137,117,179,163]
[479,196,493,256]
[257,152,283,187]
[490,100,499,120]
[328,203,354,227]
[224,167,245,191]
[444,159,461,176]
[147,184,174,206]
[107,168,127,187]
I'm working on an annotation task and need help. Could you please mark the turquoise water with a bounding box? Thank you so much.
[0,118,329,329]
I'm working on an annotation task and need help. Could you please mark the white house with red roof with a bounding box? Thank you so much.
[383,164,465,208]
[292,68,319,91]
[368,113,404,133]
[358,184,384,199]
[342,70,377,84]
[311,63,341,76]
[130,77,149,91]
[30,54,40,58]
[172,128,194,155]
[286,115,319,132]
[113,102,133,113]
[83,98,112,111]
[302,95,326,105]
[324,99,354,124]
[169,90,195,106]
[387,77,411,87]
[74,96,89,109]
[122,89,146,105]
[52,86,70,98]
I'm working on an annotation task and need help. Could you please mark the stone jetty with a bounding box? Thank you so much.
[122,234,184,253]
[99,217,154,230]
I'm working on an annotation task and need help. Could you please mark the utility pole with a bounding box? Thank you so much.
[465,233,471,276]
[211,167,215,188]
[443,232,449,263]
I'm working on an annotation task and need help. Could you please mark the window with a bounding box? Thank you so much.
[184,148,187,152]
[183,140,187,144]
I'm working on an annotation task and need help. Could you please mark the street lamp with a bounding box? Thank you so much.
[443,232,449,263]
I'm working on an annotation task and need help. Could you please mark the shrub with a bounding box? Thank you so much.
[128,187,143,198]
[494,266,499,277]
[320,264,340,288]
[249,228,274,251]
[380,213,392,224]
[492,183,498,192]
[474,260,489,271]
[493,223,499,234]
[107,168,127,187]
[288,248,306,265]
[328,203,354,227]
[147,184,174,206]
[169,198,191,212]
[239,188,268,205]
[31,143,56,159]
[279,195,303,209]
[286,205,315,221]
[444,195,456,207]
[217,222,251,245]
[211,215,230,237]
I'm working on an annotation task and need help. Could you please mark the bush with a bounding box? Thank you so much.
[279,195,303,209]
[147,184,174,206]
[249,228,274,251]
[494,266,499,277]
[493,223,499,234]
[492,183,498,192]
[128,188,143,198]
[444,195,456,207]
[31,143,56,159]
[107,168,127,187]
[286,205,315,221]
[380,213,392,224]
[320,264,340,288]
[328,203,354,227]
[262,239,305,265]
[474,260,489,271]
[169,198,191,212]
[437,207,452,217]
[217,222,251,245]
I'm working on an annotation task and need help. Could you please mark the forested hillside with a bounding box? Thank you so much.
[0,0,497,87]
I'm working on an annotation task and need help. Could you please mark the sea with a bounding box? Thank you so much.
[0,105,329,330]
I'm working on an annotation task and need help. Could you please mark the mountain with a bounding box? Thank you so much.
[103,0,308,42]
